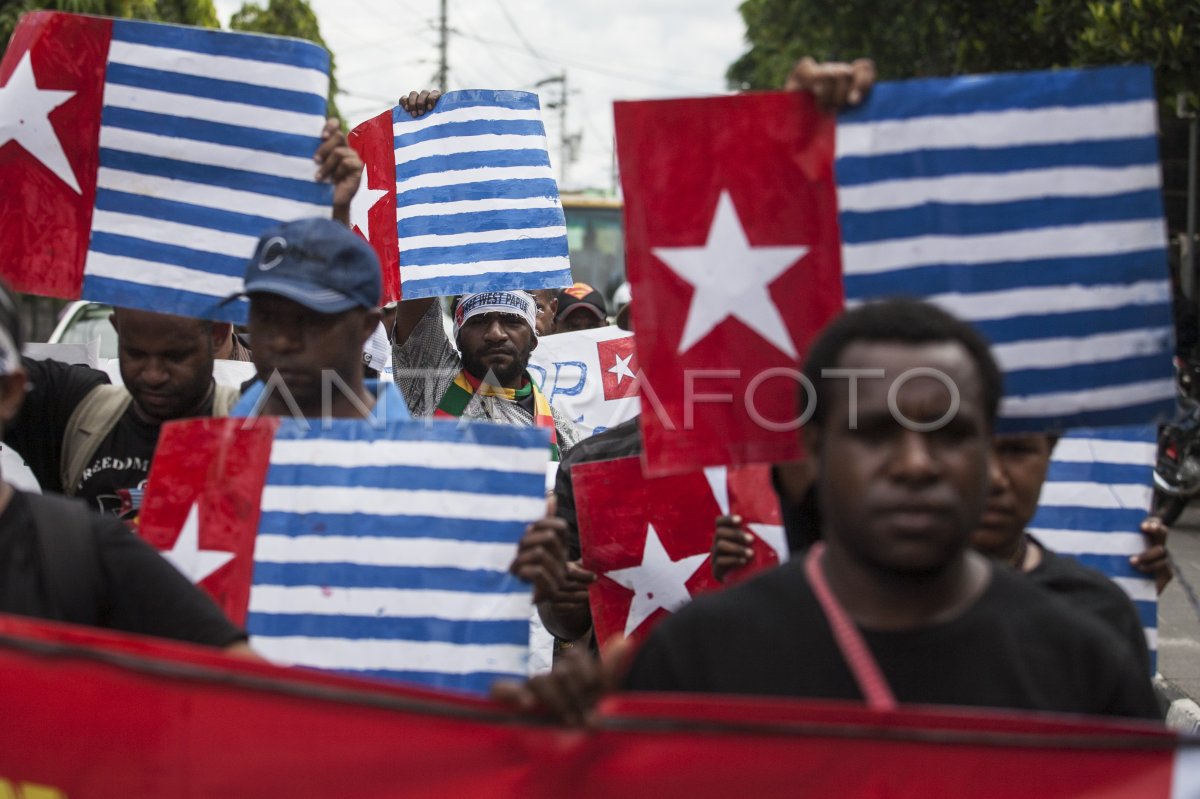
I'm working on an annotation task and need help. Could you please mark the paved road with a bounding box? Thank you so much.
[1159,504,1200,705]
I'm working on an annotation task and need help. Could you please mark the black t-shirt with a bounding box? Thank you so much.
[1027,542,1152,675]
[624,558,1160,719]
[0,490,244,647]
[8,357,201,517]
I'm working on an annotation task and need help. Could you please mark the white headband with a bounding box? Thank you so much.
[454,291,538,339]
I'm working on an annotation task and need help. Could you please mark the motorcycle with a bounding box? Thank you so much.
[1153,356,1200,524]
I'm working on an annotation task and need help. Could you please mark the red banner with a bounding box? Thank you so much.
[614,91,844,476]
[0,614,1184,798]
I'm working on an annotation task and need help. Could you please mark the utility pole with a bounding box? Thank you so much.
[536,72,581,187]
[436,0,448,93]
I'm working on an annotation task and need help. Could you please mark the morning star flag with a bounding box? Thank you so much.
[139,417,550,695]
[614,92,845,476]
[837,66,1174,432]
[575,457,785,653]
[348,89,573,299]
[528,326,641,437]
[1031,425,1159,671]
[0,12,332,322]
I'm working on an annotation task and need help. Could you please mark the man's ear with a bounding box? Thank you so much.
[801,423,823,474]
[360,308,382,344]
[211,322,231,353]
[548,297,558,317]
[0,371,27,426]
[108,311,119,334]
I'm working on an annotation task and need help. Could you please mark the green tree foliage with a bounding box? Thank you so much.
[1056,0,1200,110]
[228,0,340,121]
[1,0,217,48]
[728,0,1197,111]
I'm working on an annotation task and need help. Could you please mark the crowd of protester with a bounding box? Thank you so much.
[0,57,1179,729]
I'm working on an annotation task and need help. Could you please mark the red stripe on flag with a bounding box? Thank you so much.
[0,12,108,299]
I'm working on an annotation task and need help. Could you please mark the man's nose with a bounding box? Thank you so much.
[891,430,939,482]
[141,358,170,386]
[482,317,508,341]
[261,325,303,352]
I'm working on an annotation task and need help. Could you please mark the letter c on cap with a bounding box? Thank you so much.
[259,236,287,271]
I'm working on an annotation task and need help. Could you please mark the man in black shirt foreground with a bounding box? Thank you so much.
[0,283,248,651]
[495,299,1161,722]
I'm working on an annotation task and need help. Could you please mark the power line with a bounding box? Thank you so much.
[455,30,714,94]
[493,0,553,67]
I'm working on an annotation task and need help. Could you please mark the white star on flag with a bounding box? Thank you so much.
[0,51,80,193]
[605,523,708,637]
[349,165,388,241]
[161,501,234,584]
[607,352,636,385]
[652,191,808,358]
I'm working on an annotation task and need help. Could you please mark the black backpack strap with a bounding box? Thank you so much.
[28,492,103,626]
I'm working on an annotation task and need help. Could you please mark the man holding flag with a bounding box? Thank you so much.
[389,89,581,458]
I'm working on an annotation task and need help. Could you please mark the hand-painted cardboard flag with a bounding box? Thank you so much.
[837,66,1173,432]
[1030,425,1158,671]
[528,326,640,437]
[140,416,550,695]
[614,92,844,476]
[0,12,332,323]
[575,456,783,652]
[348,89,573,299]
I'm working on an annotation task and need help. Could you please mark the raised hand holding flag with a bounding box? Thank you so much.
[0,12,333,321]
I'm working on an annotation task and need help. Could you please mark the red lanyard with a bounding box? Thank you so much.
[804,542,898,711]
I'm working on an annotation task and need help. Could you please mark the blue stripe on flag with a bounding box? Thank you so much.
[271,417,550,449]
[111,18,330,72]
[414,89,540,114]
[245,613,528,645]
[342,669,513,695]
[1044,461,1152,485]
[1135,601,1157,629]
[251,562,530,593]
[101,106,317,159]
[99,148,332,205]
[105,63,327,115]
[95,189,279,240]
[395,149,551,182]
[835,138,1159,186]
[396,178,560,208]
[256,511,527,543]
[394,118,547,149]
[398,207,565,239]
[263,463,545,496]
[401,270,575,299]
[1004,357,1172,401]
[89,231,247,277]
[843,250,1170,297]
[839,190,1163,245]
[400,236,570,268]
[82,276,246,323]
[975,304,1172,347]
[840,65,1153,124]
[1029,507,1150,533]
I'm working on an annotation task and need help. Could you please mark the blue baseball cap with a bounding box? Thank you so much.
[229,217,382,313]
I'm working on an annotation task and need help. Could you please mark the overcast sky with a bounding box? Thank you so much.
[213,0,748,191]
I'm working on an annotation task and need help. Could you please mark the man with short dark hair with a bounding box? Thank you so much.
[500,299,1161,721]
[8,308,239,517]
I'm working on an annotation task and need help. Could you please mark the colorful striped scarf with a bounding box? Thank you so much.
[435,370,561,460]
